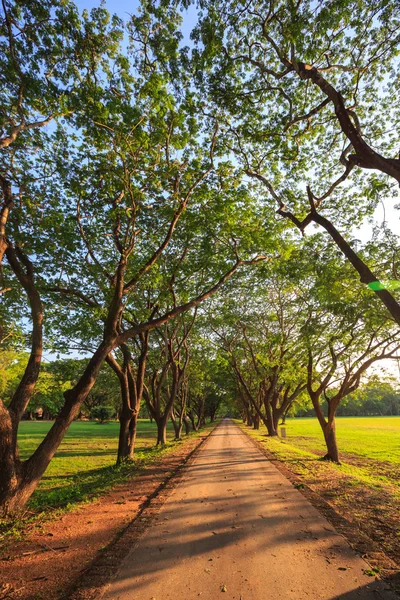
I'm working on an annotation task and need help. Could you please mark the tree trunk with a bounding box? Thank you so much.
[157,417,168,445]
[310,389,340,463]
[117,409,133,464]
[264,402,278,436]
[175,422,183,440]
[128,413,138,455]
[0,404,21,514]
[322,420,340,463]
[253,412,260,430]
[171,414,182,440]
[272,407,282,434]
[183,416,191,435]
[189,412,198,432]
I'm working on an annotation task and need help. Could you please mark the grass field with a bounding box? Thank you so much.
[241,416,400,489]
[279,416,400,464]
[17,420,178,511]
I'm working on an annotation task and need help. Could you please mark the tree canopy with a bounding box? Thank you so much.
[1,0,399,514]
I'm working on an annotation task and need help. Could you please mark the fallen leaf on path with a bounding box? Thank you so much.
[221,584,227,592]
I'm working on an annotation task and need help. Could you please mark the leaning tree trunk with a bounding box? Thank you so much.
[1,338,116,514]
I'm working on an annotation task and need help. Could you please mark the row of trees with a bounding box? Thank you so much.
[209,246,400,462]
[0,0,270,512]
[1,0,399,513]
[296,380,400,418]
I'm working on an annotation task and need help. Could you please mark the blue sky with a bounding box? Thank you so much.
[75,0,139,16]
[74,0,196,44]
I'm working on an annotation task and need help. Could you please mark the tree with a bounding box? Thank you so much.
[297,244,400,461]
[191,0,400,325]
[0,1,123,513]
[91,405,114,423]
[210,271,308,435]
[0,1,269,513]
[144,312,195,445]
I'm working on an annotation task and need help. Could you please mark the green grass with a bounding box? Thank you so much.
[238,416,400,495]
[279,416,400,464]
[16,420,192,511]
[1,419,211,546]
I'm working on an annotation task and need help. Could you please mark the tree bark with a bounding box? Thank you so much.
[321,420,340,463]
[0,175,13,267]
[189,411,198,431]
[0,403,21,513]
[183,416,191,435]
[311,211,400,326]
[157,416,168,445]
[264,398,278,436]
[171,414,183,440]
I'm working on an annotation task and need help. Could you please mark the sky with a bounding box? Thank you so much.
[75,0,138,15]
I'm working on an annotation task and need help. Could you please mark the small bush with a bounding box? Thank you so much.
[91,406,114,423]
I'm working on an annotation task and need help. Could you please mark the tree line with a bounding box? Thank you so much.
[1,0,399,514]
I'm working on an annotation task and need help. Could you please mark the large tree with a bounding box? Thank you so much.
[191,0,400,323]
[0,0,270,513]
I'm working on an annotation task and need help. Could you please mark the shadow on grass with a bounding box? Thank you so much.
[30,445,168,510]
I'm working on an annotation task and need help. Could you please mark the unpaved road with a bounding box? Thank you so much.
[104,419,397,600]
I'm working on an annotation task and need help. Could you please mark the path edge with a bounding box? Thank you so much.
[65,423,219,600]
[236,420,400,596]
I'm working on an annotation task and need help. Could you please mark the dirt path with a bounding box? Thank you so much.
[103,419,398,600]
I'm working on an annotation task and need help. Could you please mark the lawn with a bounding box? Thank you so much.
[0,419,210,546]
[279,416,400,464]
[17,419,177,510]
